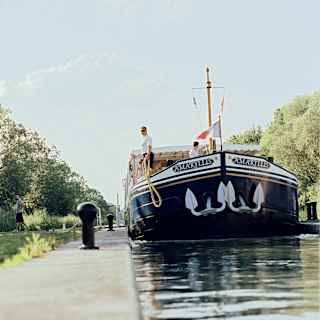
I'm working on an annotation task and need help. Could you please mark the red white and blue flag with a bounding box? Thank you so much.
[196,118,221,140]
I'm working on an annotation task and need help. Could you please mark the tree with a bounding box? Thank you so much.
[226,126,263,145]
[0,106,58,206]
[261,91,320,203]
[0,105,112,214]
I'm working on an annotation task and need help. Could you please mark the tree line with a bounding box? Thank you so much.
[0,106,113,217]
[227,90,320,205]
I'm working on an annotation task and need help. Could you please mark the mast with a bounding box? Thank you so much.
[206,67,215,152]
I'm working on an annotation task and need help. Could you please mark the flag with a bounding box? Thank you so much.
[196,118,221,140]
[219,96,224,114]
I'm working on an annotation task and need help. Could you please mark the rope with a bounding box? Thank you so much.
[62,221,80,233]
[142,158,162,208]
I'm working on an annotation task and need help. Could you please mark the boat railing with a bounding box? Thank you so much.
[129,149,222,184]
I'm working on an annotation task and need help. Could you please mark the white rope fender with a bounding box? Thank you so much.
[142,159,162,208]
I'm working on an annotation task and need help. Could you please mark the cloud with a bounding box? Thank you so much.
[0,51,190,201]
[0,51,174,113]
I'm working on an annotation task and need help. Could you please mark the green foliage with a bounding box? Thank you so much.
[21,233,55,257]
[0,233,54,268]
[0,231,81,269]
[23,210,80,231]
[0,107,58,205]
[0,105,113,218]
[59,214,81,228]
[0,208,81,232]
[0,208,16,232]
[79,187,113,224]
[261,91,320,204]
[225,91,319,213]
[226,126,263,145]
[0,233,29,263]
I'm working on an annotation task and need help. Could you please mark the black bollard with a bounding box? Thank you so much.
[77,202,99,249]
[306,202,318,221]
[107,213,114,231]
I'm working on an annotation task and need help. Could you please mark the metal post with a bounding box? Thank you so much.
[206,67,215,153]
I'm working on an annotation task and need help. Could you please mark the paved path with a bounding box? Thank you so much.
[0,228,141,320]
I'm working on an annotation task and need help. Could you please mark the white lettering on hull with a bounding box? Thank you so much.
[173,158,214,173]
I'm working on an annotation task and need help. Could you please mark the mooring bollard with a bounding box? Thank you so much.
[77,202,99,250]
[107,213,114,231]
[306,202,318,221]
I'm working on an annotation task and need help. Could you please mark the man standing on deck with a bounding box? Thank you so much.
[140,126,154,169]
[189,141,200,158]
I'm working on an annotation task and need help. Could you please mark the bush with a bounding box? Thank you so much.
[1,233,55,269]
[24,210,80,231]
[0,208,16,232]
[59,214,80,228]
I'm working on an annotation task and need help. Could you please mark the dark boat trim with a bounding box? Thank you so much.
[227,172,297,188]
[130,172,221,200]
[127,151,300,240]
[224,151,298,179]
[226,165,297,184]
[131,154,221,190]
[130,168,297,202]
[131,152,297,196]
[130,168,221,195]
[130,204,299,237]
[226,167,298,186]
[132,165,221,191]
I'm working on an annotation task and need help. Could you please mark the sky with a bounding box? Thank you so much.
[0,0,319,204]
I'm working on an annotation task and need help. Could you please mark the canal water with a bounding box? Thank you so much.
[132,235,319,320]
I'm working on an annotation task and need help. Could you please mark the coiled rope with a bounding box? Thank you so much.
[142,158,162,208]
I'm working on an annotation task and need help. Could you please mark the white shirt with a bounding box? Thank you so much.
[189,147,200,158]
[141,135,152,154]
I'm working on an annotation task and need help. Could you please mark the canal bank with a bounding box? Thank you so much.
[0,228,141,320]
[298,221,320,234]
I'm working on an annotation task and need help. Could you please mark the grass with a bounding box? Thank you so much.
[0,229,81,269]
[0,208,80,233]
[23,210,80,231]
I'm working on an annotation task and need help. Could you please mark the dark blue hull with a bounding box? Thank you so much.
[127,152,299,240]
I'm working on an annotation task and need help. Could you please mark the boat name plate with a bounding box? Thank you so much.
[172,158,214,173]
[231,156,270,169]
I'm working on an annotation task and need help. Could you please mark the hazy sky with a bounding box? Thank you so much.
[0,0,319,204]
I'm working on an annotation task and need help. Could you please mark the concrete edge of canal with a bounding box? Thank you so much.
[297,221,320,234]
[128,242,144,320]
[0,223,318,320]
[0,228,142,320]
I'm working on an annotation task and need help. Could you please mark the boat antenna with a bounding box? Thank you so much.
[206,67,215,152]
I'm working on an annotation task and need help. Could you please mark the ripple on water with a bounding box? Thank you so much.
[133,236,320,319]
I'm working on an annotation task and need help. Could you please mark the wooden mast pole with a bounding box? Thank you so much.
[206,67,215,152]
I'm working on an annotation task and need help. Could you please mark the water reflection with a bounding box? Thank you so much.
[132,236,319,320]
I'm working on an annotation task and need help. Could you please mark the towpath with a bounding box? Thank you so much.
[0,228,141,320]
